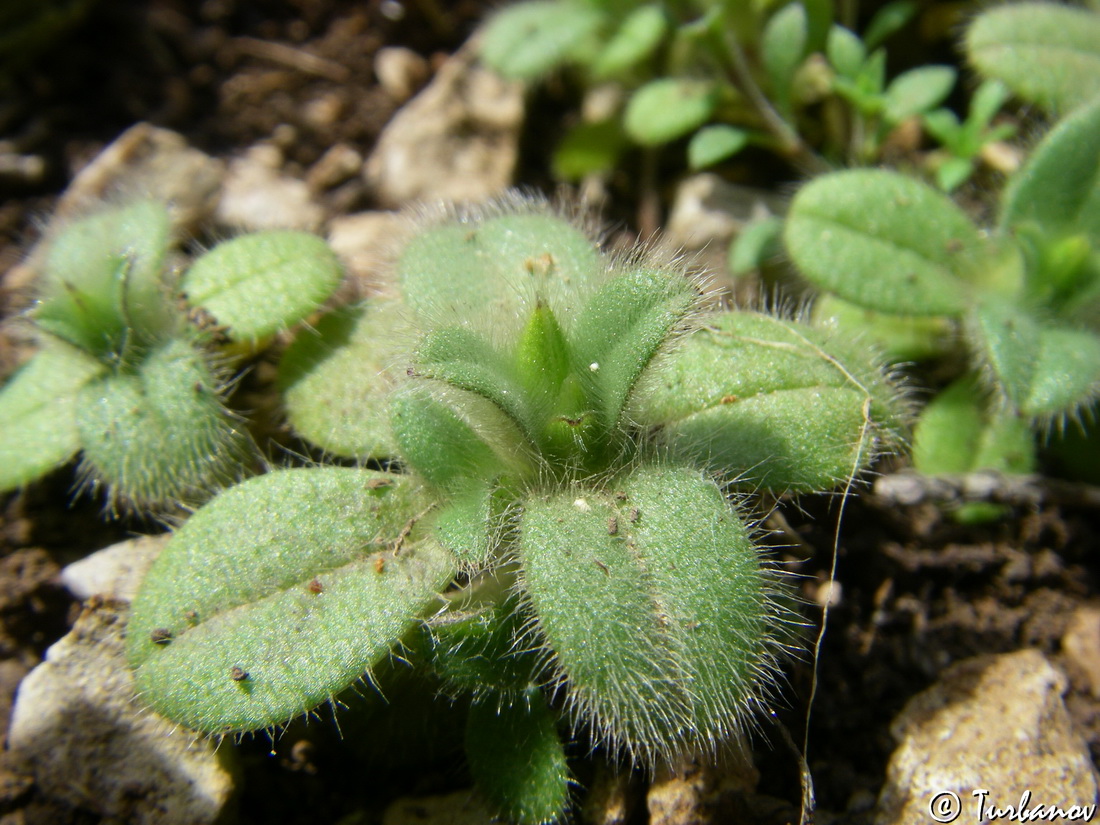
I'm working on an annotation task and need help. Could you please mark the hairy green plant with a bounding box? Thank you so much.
[964,1,1100,115]
[128,195,905,823]
[479,1,968,179]
[785,94,1100,520]
[0,199,344,511]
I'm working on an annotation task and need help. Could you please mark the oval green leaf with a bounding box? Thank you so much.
[1001,97,1100,243]
[181,231,343,342]
[518,463,794,766]
[592,3,668,80]
[965,2,1100,113]
[883,65,956,124]
[127,467,455,734]
[0,340,104,492]
[279,299,405,460]
[633,311,904,491]
[785,169,985,316]
[687,124,750,170]
[623,78,719,147]
[480,0,606,81]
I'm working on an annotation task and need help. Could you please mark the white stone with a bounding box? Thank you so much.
[59,534,168,603]
[8,599,235,825]
[875,649,1100,825]
[217,143,324,232]
[364,38,523,207]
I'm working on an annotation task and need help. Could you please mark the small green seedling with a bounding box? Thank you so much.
[128,196,905,822]
[0,199,344,511]
[480,1,961,179]
[785,93,1100,519]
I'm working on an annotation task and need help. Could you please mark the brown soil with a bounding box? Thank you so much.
[1,3,1098,824]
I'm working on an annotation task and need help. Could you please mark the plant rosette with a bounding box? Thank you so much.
[128,195,905,823]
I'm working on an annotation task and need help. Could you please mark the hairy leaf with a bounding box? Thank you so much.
[966,2,1100,113]
[519,463,793,766]
[634,311,904,491]
[128,467,455,733]
[391,381,534,491]
[36,200,172,359]
[398,210,601,331]
[181,230,343,342]
[466,689,570,825]
[76,337,252,510]
[0,340,104,491]
[569,267,697,437]
[279,299,405,460]
[1001,97,1100,243]
[785,169,988,316]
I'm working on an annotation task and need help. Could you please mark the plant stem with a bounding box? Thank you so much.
[719,27,829,174]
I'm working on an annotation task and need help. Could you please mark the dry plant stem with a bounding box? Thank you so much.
[637,148,662,241]
[839,0,858,30]
[719,28,829,175]
[874,471,1100,508]
[233,36,350,81]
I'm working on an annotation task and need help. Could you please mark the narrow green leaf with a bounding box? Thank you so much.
[519,463,793,766]
[687,125,749,170]
[127,467,455,734]
[569,267,697,435]
[515,302,571,402]
[634,311,904,491]
[592,3,668,79]
[623,78,719,146]
[965,2,1100,113]
[181,231,343,343]
[967,300,1041,410]
[76,336,252,510]
[415,326,535,432]
[391,380,534,491]
[968,79,1011,131]
[883,65,956,124]
[862,0,918,51]
[1000,97,1100,243]
[784,169,986,316]
[826,25,865,80]
[278,299,405,460]
[922,108,961,149]
[480,0,606,81]
[762,2,808,113]
[0,340,104,491]
[466,689,570,825]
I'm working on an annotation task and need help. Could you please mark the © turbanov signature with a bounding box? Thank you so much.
[929,789,1099,823]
